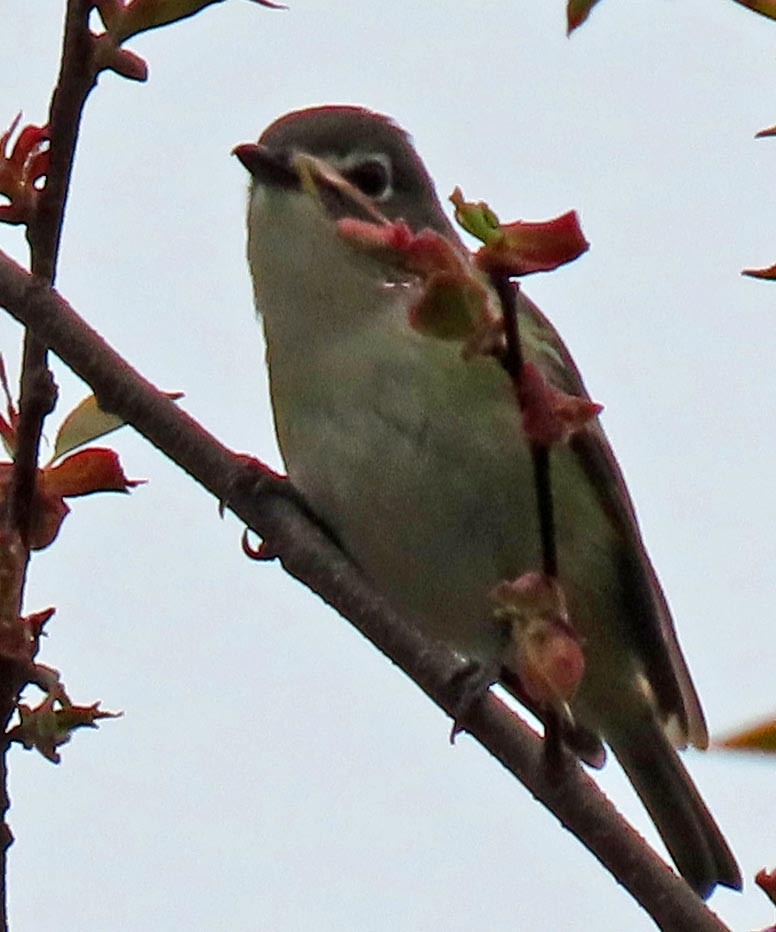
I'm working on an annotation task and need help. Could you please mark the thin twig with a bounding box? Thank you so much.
[11,0,97,544]
[531,443,557,576]
[491,274,524,378]
[0,250,732,932]
[489,274,558,576]
[27,0,96,278]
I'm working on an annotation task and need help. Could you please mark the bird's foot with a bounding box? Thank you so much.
[447,658,499,744]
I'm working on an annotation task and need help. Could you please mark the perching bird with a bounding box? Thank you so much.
[235,105,741,898]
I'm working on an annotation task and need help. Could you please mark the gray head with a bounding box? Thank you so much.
[236,105,458,239]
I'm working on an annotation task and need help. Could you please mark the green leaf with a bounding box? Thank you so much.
[49,391,182,464]
[10,699,122,764]
[50,395,124,463]
[408,274,490,341]
[449,188,501,245]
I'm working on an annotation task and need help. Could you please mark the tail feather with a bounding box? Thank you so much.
[610,719,741,899]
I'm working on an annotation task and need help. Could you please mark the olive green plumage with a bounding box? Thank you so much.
[239,106,741,898]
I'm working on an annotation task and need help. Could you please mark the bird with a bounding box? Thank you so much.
[234,105,741,899]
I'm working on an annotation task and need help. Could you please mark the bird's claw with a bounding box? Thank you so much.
[447,658,499,744]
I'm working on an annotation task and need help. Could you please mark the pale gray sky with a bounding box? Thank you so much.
[1,2,775,930]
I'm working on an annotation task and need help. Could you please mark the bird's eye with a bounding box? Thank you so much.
[342,158,392,200]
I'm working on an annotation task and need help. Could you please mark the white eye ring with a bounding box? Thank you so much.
[337,151,393,201]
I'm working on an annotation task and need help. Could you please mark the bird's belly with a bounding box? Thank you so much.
[269,319,619,672]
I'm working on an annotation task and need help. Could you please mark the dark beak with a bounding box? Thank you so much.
[232,143,299,189]
[233,143,387,225]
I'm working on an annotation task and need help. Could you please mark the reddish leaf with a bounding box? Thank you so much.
[756,123,776,138]
[756,869,776,906]
[0,114,50,225]
[567,0,603,33]
[27,448,143,550]
[515,616,586,708]
[0,380,141,548]
[0,606,55,666]
[103,0,284,43]
[24,607,55,638]
[338,218,497,344]
[337,218,466,278]
[743,262,776,280]
[518,362,602,445]
[492,572,585,708]
[476,211,589,277]
[42,447,144,499]
[450,190,588,277]
[408,272,492,341]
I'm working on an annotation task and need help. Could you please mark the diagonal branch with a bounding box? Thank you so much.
[0,250,731,932]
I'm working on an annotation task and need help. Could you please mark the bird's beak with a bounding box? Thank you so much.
[234,143,386,225]
[232,142,299,189]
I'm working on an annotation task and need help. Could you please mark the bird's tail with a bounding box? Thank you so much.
[610,719,741,899]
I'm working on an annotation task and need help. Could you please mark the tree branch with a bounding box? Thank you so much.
[490,274,558,578]
[12,0,97,545]
[0,7,100,926]
[0,250,731,932]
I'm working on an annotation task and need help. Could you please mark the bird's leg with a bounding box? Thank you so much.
[499,667,599,781]
[541,706,572,784]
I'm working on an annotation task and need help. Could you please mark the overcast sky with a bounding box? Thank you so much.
[1,2,776,930]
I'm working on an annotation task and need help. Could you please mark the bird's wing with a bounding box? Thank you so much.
[517,289,707,748]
